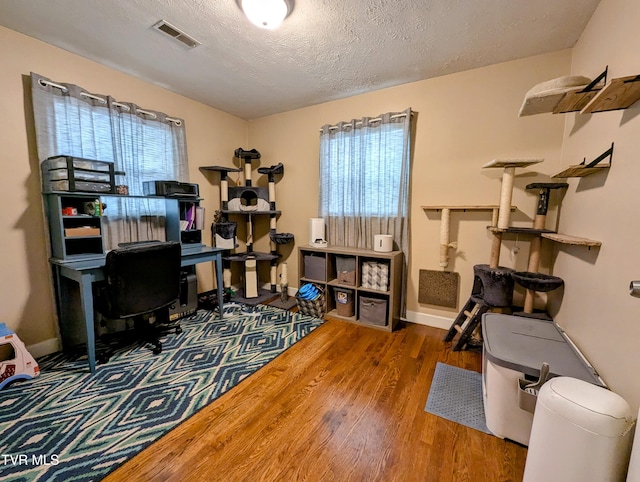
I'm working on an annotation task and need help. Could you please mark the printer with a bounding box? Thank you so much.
[143,180,199,197]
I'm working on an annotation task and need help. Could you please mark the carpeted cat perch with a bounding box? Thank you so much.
[518,75,592,117]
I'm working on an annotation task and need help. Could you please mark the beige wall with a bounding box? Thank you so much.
[552,0,640,410]
[249,51,570,326]
[0,26,248,350]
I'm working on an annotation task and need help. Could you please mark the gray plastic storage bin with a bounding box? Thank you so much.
[359,296,388,326]
[41,155,116,193]
[304,255,326,281]
[482,313,605,446]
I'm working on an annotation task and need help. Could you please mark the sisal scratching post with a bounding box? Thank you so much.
[483,159,544,267]
[439,208,457,268]
[498,167,515,229]
[524,207,546,312]
[522,182,569,314]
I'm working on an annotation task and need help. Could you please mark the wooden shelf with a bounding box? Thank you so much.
[421,205,515,211]
[553,88,602,113]
[582,75,640,113]
[552,143,614,179]
[488,228,601,248]
[541,233,602,247]
[552,165,610,178]
[522,70,640,115]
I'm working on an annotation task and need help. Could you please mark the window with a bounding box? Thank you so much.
[43,88,187,193]
[320,124,407,217]
[32,72,189,246]
[318,109,412,316]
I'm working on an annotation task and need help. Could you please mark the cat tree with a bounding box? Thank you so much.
[201,148,294,304]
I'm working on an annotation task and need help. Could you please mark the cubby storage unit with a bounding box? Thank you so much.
[298,245,403,331]
[44,192,204,262]
[44,193,105,260]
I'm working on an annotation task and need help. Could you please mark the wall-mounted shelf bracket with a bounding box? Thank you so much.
[582,67,608,94]
[553,67,608,113]
[552,143,614,178]
[584,142,614,168]
[422,205,515,268]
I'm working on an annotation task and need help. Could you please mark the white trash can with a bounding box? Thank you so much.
[523,377,635,482]
[626,406,640,481]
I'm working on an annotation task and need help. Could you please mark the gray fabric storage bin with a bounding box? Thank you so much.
[336,255,356,285]
[359,296,388,326]
[304,255,326,281]
[361,260,390,291]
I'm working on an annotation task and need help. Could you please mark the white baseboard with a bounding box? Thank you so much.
[404,310,453,330]
[27,337,61,358]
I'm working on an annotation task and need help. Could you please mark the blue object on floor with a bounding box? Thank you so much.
[424,361,492,435]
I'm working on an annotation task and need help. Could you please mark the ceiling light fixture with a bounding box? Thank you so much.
[239,0,294,29]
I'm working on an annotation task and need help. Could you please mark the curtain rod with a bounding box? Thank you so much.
[319,111,412,132]
[38,78,182,126]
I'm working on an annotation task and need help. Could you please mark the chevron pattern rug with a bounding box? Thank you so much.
[0,303,324,481]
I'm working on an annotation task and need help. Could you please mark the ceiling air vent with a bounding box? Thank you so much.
[153,20,200,48]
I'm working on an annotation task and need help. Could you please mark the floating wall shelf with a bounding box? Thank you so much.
[582,75,640,113]
[552,165,610,178]
[519,68,640,116]
[488,228,601,248]
[422,205,516,268]
[552,143,614,179]
[553,68,607,114]
[553,88,602,113]
[541,233,602,247]
[421,205,516,212]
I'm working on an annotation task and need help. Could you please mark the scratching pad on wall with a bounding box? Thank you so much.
[419,270,459,308]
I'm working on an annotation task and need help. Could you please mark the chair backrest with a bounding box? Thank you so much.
[103,241,181,318]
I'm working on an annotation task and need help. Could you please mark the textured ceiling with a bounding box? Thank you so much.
[0,0,601,120]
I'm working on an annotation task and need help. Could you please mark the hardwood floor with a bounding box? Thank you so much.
[104,318,527,482]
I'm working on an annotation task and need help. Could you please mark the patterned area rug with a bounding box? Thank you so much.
[424,362,492,434]
[0,303,324,481]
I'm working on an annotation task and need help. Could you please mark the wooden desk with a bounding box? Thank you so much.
[50,244,225,374]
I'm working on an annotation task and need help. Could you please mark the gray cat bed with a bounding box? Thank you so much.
[270,232,294,245]
[472,264,515,308]
[512,271,564,292]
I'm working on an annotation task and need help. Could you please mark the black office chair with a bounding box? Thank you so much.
[95,240,182,362]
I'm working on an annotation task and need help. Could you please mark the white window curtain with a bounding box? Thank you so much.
[319,107,412,315]
[31,72,189,248]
